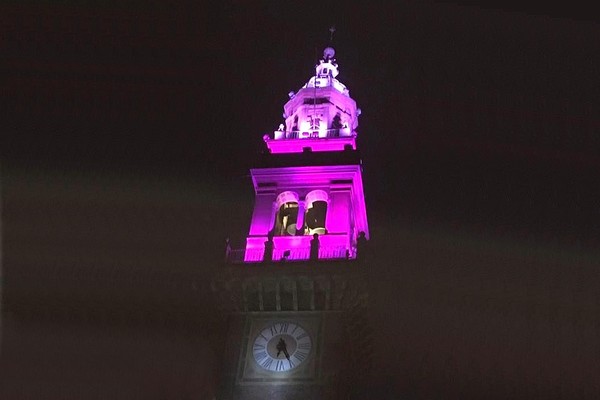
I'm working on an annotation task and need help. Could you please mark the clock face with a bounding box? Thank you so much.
[252,321,312,372]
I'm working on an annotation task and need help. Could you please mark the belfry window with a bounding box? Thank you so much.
[274,191,299,236]
[304,190,328,235]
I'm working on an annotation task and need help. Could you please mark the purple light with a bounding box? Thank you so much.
[244,165,369,262]
[269,57,360,155]
[244,234,352,262]
[241,46,369,263]
[264,136,356,154]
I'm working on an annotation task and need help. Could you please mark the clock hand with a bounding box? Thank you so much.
[278,338,290,360]
[276,338,287,358]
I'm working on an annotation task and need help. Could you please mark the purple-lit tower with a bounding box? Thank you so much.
[240,45,369,263]
[215,45,371,399]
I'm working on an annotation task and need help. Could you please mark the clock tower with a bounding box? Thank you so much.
[213,43,371,400]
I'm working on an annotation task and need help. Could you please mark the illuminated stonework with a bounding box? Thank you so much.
[217,40,373,399]
[264,47,361,154]
[235,46,369,263]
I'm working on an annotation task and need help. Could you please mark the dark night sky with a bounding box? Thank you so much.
[4,1,599,250]
[2,2,600,399]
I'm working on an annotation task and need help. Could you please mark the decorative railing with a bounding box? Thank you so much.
[271,129,354,140]
[225,248,248,264]
[225,236,356,264]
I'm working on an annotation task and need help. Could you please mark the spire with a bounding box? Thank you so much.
[266,28,360,152]
[323,26,336,61]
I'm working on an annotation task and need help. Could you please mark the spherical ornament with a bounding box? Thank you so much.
[323,47,335,60]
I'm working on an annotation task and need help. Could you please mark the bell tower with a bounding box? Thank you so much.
[242,45,368,263]
[214,41,371,400]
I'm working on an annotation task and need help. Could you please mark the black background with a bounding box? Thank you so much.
[5,1,599,246]
[2,1,599,399]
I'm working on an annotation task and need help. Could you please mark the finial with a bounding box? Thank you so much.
[329,26,336,42]
[323,27,336,60]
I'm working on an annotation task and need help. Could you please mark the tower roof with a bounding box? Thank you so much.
[265,44,362,154]
[302,46,348,96]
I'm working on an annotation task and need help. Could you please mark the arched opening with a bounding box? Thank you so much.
[273,191,299,236]
[304,190,328,235]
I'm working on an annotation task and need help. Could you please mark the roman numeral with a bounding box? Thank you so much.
[297,342,311,350]
[290,324,299,335]
[295,332,308,341]
[276,360,285,371]
[294,350,307,362]
[253,343,265,350]
[288,358,295,368]
[269,325,277,336]
[260,333,268,341]
[279,322,289,333]
[261,358,273,369]
[254,351,267,362]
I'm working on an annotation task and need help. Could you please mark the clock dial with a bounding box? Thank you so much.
[252,321,312,372]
